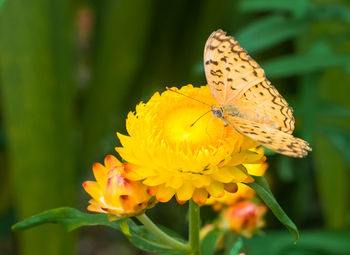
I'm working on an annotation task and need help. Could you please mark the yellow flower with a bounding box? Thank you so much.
[83,155,153,220]
[220,200,267,238]
[116,85,265,205]
[206,161,268,210]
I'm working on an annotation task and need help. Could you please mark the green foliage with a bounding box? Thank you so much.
[12,207,121,232]
[200,228,223,255]
[236,15,308,54]
[318,101,350,119]
[12,207,188,254]
[321,125,350,167]
[238,0,308,17]
[263,53,350,79]
[0,1,76,254]
[82,0,155,169]
[244,230,350,255]
[0,0,5,10]
[127,223,185,254]
[245,176,299,242]
[227,236,243,255]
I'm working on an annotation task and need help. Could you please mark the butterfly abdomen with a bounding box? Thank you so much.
[244,112,279,130]
[223,105,242,117]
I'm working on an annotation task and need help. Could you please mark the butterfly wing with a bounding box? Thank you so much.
[226,116,311,158]
[204,29,266,105]
[237,80,295,134]
[204,29,295,134]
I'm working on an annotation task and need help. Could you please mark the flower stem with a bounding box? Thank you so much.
[136,213,189,252]
[189,199,200,255]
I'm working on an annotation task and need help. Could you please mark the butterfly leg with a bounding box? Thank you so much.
[221,117,231,127]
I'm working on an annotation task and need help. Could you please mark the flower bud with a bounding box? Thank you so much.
[83,155,153,220]
[220,200,267,237]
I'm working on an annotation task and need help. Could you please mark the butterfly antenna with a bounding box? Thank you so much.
[166,87,211,107]
[190,110,212,127]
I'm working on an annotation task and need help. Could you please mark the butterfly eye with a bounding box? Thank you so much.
[214,110,223,118]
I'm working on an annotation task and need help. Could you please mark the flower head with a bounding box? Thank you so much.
[220,200,267,238]
[116,85,265,205]
[83,155,153,220]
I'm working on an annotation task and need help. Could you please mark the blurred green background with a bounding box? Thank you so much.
[0,0,349,254]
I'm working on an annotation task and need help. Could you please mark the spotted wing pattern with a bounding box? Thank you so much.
[237,80,295,134]
[226,116,311,158]
[204,29,266,105]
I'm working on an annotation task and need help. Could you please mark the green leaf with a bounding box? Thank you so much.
[238,0,309,18]
[262,54,350,78]
[244,230,350,255]
[318,100,350,119]
[320,125,350,168]
[11,207,121,232]
[12,207,183,253]
[236,15,308,54]
[229,237,243,255]
[127,221,182,253]
[200,228,223,255]
[244,176,299,242]
[0,0,6,10]
[223,233,241,255]
[120,219,131,237]
[310,3,350,24]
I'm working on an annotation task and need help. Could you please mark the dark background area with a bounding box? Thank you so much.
[0,0,349,254]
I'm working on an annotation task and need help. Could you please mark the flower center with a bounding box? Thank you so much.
[162,105,223,149]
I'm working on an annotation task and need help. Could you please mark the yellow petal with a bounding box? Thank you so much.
[229,165,249,183]
[126,170,146,181]
[192,175,211,188]
[242,151,266,164]
[226,152,247,166]
[92,163,108,186]
[212,166,235,183]
[207,180,224,197]
[143,175,168,186]
[116,133,134,149]
[193,188,208,205]
[104,155,121,169]
[244,163,268,176]
[176,182,195,201]
[156,185,175,202]
[87,203,104,213]
[166,176,184,189]
[82,181,102,200]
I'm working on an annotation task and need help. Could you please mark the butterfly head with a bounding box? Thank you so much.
[211,105,224,119]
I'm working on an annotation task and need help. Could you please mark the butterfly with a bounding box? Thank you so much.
[204,29,311,157]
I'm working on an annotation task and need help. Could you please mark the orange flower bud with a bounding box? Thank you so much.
[221,200,267,237]
[83,155,154,220]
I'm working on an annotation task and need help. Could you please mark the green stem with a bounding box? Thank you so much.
[189,199,200,255]
[136,214,189,252]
